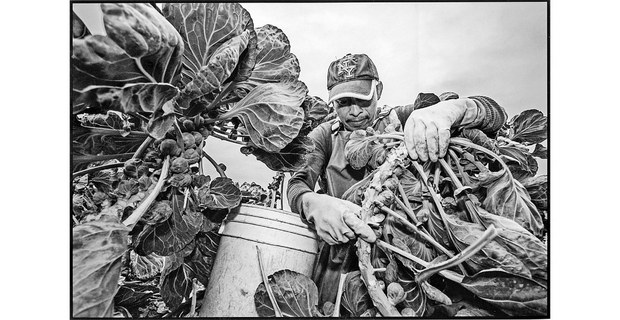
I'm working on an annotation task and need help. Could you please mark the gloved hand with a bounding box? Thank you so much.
[404,99,479,162]
[301,193,376,245]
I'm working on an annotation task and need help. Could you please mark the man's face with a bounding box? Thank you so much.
[333,94,378,131]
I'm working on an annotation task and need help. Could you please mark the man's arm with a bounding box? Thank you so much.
[393,95,507,162]
[287,122,376,245]
[392,96,507,135]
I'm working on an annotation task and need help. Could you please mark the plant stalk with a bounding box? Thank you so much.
[377,203,455,259]
[72,162,125,179]
[132,136,154,159]
[332,272,347,317]
[122,155,171,230]
[410,161,469,276]
[210,132,247,146]
[256,246,282,317]
[416,225,497,282]
[201,150,227,178]
[438,158,483,225]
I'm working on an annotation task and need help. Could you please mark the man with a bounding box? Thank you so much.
[287,53,506,304]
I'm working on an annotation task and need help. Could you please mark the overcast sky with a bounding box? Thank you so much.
[206,2,548,201]
[73,2,548,206]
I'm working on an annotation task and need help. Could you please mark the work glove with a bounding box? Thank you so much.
[301,193,376,246]
[404,98,482,162]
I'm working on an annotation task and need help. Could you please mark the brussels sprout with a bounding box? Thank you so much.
[192,131,203,147]
[170,157,189,174]
[142,200,172,225]
[160,139,182,157]
[123,158,142,178]
[400,308,415,316]
[192,174,211,188]
[182,119,195,132]
[387,282,405,306]
[322,302,334,317]
[169,173,192,188]
[182,132,195,149]
[182,148,200,165]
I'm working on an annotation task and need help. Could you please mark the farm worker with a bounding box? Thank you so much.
[287,53,508,304]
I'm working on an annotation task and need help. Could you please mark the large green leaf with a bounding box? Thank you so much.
[462,202,548,280]
[299,95,331,135]
[478,168,545,237]
[413,92,440,110]
[397,268,427,316]
[444,214,531,278]
[72,123,148,170]
[237,24,300,89]
[120,83,179,113]
[508,109,548,145]
[162,3,255,86]
[196,177,242,209]
[456,269,547,316]
[72,4,184,90]
[76,111,134,136]
[135,194,203,256]
[73,86,123,114]
[179,30,253,107]
[160,231,221,309]
[73,216,129,317]
[341,271,373,317]
[498,145,538,181]
[254,269,321,317]
[522,175,548,214]
[242,136,315,172]
[220,81,307,152]
[114,282,158,308]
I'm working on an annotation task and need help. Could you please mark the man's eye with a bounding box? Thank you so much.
[336,98,350,106]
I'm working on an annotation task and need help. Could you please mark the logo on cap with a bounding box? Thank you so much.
[336,55,358,79]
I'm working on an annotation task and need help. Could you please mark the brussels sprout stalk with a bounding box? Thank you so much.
[123,155,171,230]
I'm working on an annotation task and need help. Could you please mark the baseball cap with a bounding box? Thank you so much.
[327,53,379,103]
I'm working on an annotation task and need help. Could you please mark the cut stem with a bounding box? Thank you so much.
[256,246,282,317]
[122,155,171,230]
[332,272,347,317]
[393,194,420,226]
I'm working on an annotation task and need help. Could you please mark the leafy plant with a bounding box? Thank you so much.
[71,2,332,316]
[299,106,548,317]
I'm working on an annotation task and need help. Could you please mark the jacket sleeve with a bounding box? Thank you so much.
[287,123,332,220]
[390,95,508,135]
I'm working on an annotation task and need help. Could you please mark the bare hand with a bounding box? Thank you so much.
[301,193,376,245]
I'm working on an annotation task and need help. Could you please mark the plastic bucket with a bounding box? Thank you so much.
[199,204,319,317]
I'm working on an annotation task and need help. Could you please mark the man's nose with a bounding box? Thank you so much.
[349,104,363,117]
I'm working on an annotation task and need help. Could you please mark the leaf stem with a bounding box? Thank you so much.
[370,133,405,141]
[72,162,124,179]
[134,58,157,83]
[122,155,171,230]
[395,181,419,225]
[207,82,236,112]
[410,161,469,276]
[332,272,347,317]
[210,132,247,146]
[416,225,497,283]
[438,158,483,225]
[201,150,226,178]
[256,246,283,317]
[376,240,465,283]
[132,136,154,159]
[377,203,455,259]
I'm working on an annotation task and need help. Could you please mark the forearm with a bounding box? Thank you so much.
[393,95,507,135]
